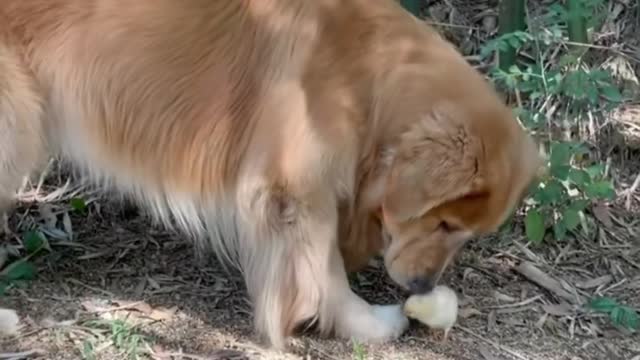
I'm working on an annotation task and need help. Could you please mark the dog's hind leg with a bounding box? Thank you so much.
[0,39,47,223]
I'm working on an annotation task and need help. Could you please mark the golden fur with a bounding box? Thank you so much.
[0,0,541,349]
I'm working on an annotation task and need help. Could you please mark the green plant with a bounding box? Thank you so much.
[588,296,639,331]
[70,197,88,214]
[0,230,49,295]
[483,0,624,244]
[351,339,367,360]
[497,0,526,71]
[524,141,615,243]
[82,318,152,360]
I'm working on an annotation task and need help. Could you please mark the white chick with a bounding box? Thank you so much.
[0,308,20,336]
[402,285,458,342]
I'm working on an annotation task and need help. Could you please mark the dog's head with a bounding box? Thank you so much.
[365,63,542,294]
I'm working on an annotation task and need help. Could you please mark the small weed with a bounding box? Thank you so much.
[70,197,88,214]
[81,318,153,360]
[0,230,49,296]
[588,296,639,332]
[524,141,615,243]
[351,339,367,360]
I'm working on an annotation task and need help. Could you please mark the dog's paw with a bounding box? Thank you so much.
[336,303,409,343]
[369,304,410,339]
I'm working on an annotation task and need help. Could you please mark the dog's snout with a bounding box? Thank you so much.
[408,277,434,294]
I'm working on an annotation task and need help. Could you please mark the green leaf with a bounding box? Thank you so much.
[585,164,606,179]
[70,197,87,213]
[23,231,45,254]
[550,165,571,180]
[553,219,567,241]
[585,181,616,200]
[588,296,618,313]
[600,85,623,103]
[0,281,8,296]
[569,199,590,212]
[562,208,580,231]
[525,209,545,243]
[617,306,639,330]
[549,142,571,180]
[1,260,37,281]
[558,53,579,67]
[568,168,592,188]
[540,180,567,205]
[609,306,638,330]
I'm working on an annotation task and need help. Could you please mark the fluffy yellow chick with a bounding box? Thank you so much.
[403,285,458,342]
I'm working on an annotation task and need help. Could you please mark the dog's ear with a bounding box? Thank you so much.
[382,104,486,222]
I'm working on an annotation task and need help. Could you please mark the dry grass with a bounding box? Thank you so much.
[2,1,640,359]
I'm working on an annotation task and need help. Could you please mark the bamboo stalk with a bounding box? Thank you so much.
[497,0,526,71]
[567,0,589,44]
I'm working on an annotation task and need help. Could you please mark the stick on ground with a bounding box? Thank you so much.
[514,261,584,304]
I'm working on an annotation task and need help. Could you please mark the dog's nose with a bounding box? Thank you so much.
[408,277,434,294]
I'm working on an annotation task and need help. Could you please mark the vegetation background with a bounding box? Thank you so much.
[1,0,639,359]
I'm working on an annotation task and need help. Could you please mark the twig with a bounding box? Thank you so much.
[624,171,640,210]
[456,325,530,360]
[0,349,45,359]
[150,348,250,360]
[423,20,479,30]
[66,278,115,297]
[90,300,146,314]
[487,295,543,310]
[513,261,584,304]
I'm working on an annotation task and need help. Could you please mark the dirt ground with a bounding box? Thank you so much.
[1,157,639,360]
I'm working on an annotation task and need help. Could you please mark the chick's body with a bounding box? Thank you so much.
[403,285,458,342]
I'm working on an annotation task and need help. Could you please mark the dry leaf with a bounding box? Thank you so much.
[147,276,161,290]
[575,275,613,289]
[112,300,153,314]
[493,291,516,303]
[150,344,173,360]
[543,303,573,317]
[148,306,177,321]
[520,287,528,301]
[38,204,58,229]
[458,306,482,319]
[535,312,548,329]
[486,310,497,332]
[462,267,474,281]
[62,211,73,238]
[478,345,500,360]
[81,299,110,313]
[592,202,613,228]
[40,317,76,328]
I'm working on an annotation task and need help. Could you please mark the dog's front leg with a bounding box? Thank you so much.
[296,191,409,343]
[324,241,409,343]
[239,185,408,348]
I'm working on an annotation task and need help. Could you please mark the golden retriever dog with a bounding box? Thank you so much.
[0,0,541,349]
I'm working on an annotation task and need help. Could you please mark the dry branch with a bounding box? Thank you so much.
[514,261,585,304]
